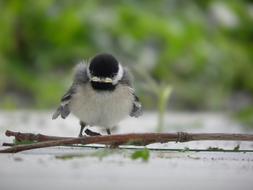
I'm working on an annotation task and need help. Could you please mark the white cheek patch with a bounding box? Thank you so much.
[86,63,91,80]
[112,63,123,85]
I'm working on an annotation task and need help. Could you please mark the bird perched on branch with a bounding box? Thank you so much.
[52,53,142,137]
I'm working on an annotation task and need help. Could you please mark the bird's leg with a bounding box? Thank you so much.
[106,128,111,135]
[79,121,102,137]
[79,121,86,137]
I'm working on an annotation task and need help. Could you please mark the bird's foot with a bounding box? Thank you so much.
[85,129,102,136]
[78,133,85,138]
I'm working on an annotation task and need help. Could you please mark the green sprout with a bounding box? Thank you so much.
[233,145,240,151]
[207,147,224,151]
[131,148,150,162]
[133,66,172,132]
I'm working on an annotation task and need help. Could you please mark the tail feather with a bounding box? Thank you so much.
[52,105,70,120]
[60,105,70,119]
[52,107,61,119]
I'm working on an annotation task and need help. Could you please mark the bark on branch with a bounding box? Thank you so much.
[1,130,253,153]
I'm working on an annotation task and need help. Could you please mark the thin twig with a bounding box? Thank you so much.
[2,143,15,147]
[5,130,72,142]
[1,130,253,153]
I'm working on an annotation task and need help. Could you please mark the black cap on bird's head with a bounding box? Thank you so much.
[87,53,123,91]
[89,53,119,78]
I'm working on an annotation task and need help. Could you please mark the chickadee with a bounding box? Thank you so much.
[52,53,142,137]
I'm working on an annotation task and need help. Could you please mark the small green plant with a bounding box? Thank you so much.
[233,145,240,151]
[180,147,190,152]
[207,147,224,151]
[133,66,172,132]
[131,148,150,161]
[55,149,114,161]
[157,84,172,132]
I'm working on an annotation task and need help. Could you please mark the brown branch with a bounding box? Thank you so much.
[5,130,72,142]
[1,130,253,153]
[5,130,253,143]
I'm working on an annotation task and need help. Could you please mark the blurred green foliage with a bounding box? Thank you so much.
[0,0,252,118]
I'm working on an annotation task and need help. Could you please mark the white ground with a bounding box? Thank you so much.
[0,111,253,190]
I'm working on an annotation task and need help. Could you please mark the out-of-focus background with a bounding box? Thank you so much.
[0,0,252,126]
[1,2,253,189]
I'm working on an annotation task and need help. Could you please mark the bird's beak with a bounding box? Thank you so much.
[104,78,113,83]
[91,77,113,83]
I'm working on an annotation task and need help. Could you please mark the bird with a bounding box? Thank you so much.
[52,53,142,137]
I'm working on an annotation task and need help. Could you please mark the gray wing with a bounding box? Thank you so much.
[52,85,75,119]
[52,62,89,120]
[130,94,142,117]
[120,68,142,117]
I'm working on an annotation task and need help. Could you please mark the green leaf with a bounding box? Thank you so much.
[207,147,224,151]
[233,145,240,151]
[131,148,150,161]
[180,147,190,152]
